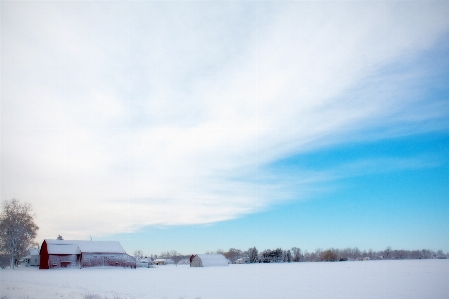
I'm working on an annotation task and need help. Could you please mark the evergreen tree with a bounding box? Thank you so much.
[248,246,259,263]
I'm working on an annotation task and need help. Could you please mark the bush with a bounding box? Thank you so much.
[320,250,338,262]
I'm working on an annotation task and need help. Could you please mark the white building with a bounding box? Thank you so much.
[153,258,166,265]
[136,257,153,268]
[234,258,248,264]
[190,254,228,267]
[22,248,40,267]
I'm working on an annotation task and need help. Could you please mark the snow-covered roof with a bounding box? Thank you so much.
[29,248,39,256]
[77,241,125,253]
[153,259,166,262]
[196,254,229,267]
[44,240,126,254]
[47,244,81,255]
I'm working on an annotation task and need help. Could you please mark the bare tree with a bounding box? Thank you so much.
[291,247,302,262]
[170,250,182,266]
[133,249,144,260]
[320,249,338,262]
[0,199,39,269]
[224,248,242,263]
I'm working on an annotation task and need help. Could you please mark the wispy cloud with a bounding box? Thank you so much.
[2,2,449,239]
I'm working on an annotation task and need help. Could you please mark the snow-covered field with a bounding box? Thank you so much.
[1,259,448,299]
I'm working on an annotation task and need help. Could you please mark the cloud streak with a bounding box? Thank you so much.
[2,2,449,239]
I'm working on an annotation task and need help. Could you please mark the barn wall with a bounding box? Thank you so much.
[39,241,49,269]
[48,254,79,269]
[81,253,136,268]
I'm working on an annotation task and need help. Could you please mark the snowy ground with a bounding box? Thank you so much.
[1,259,448,299]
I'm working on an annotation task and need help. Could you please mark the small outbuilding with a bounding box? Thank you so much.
[153,258,166,265]
[190,254,229,267]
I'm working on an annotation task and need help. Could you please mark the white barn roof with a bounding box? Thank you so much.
[196,254,228,267]
[47,244,81,254]
[76,241,125,253]
[45,240,126,254]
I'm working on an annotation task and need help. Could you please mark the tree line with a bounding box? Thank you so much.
[140,246,448,264]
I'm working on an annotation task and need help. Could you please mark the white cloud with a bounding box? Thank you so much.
[1,1,449,240]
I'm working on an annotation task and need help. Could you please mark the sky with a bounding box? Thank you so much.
[1,1,449,256]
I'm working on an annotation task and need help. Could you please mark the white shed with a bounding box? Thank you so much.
[190,254,228,267]
[153,258,166,265]
[136,257,153,268]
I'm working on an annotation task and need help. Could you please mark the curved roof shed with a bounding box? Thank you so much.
[190,254,228,267]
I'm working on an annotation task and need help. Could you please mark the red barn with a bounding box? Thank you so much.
[39,239,136,269]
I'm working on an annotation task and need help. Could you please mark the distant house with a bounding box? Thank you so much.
[362,257,371,261]
[153,258,166,265]
[39,239,136,269]
[22,248,40,267]
[234,258,248,264]
[190,254,228,267]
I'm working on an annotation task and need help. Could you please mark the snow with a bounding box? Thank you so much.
[47,244,81,255]
[1,259,448,299]
[45,240,126,254]
[76,242,125,254]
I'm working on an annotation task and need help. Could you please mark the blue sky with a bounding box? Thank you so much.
[1,1,449,255]
[109,132,449,254]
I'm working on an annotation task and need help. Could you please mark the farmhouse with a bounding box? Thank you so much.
[136,257,153,268]
[22,248,40,267]
[39,239,136,269]
[234,258,248,264]
[190,254,228,267]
